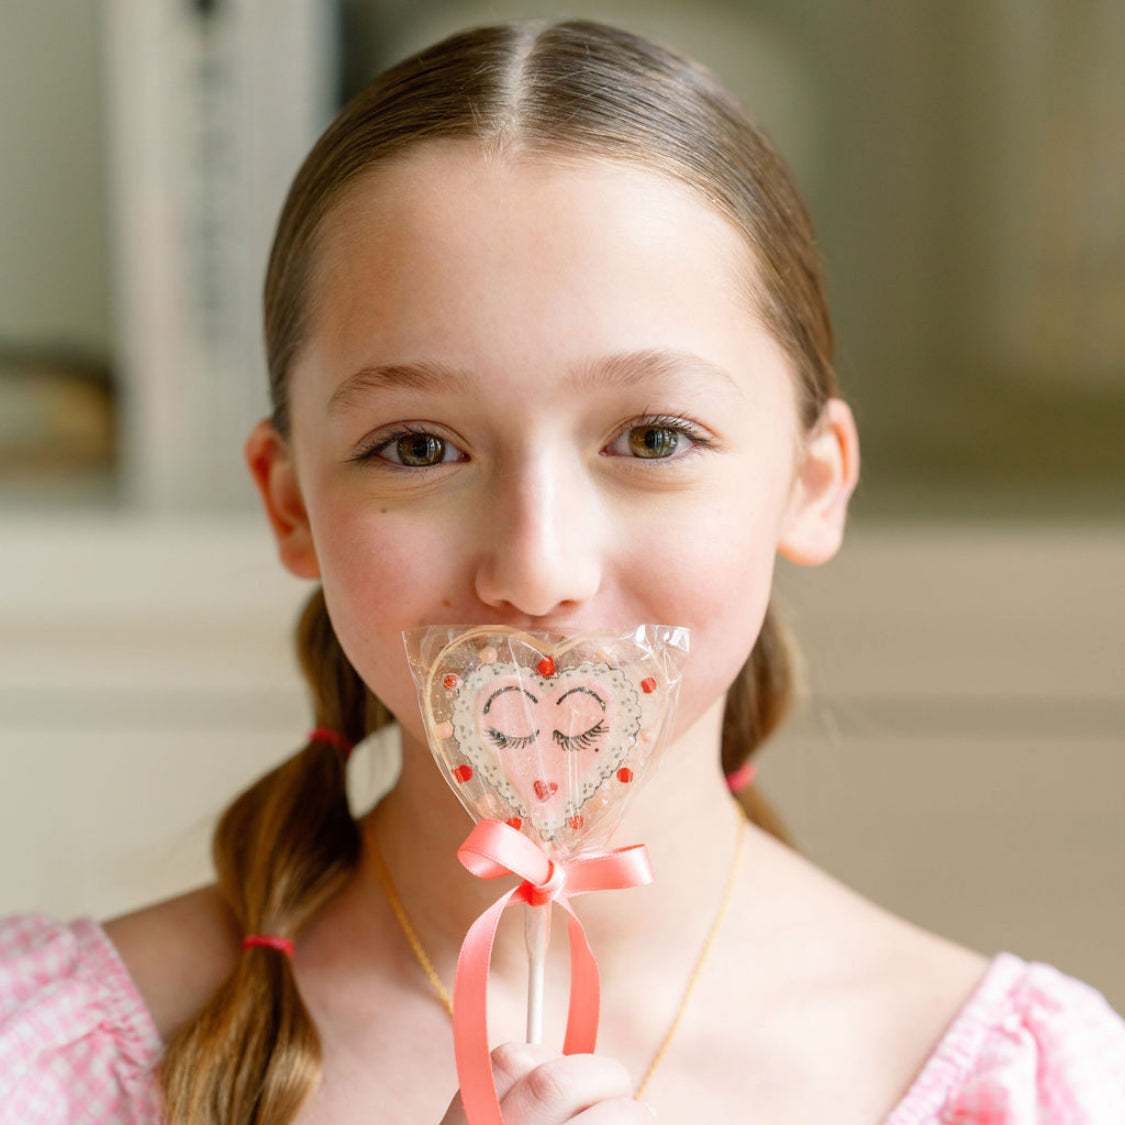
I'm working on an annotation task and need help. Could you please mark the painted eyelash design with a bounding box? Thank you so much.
[487,727,539,751]
[552,722,609,752]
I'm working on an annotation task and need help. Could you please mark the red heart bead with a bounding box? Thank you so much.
[452,764,473,784]
[617,767,634,783]
[506,817,523,831]
[568,815,584,830]
[443,673,460,691]
[537,656,556,677]
[533,779,558,801]
[641,677,657,694]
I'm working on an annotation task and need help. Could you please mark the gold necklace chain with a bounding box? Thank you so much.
[370,811,748,1100]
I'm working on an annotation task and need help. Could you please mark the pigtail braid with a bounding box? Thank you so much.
[160,588,383,1125]
[722,600,798,845]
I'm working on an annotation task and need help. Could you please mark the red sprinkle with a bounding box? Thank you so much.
[641,677,657,694]
[452,764,473,784]
[617,767,634,783]
[506,817,523,831]
[537,656,556,677]
[443,673,460,691]
[568,815,584,830]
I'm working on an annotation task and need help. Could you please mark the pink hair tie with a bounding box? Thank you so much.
[725,762,756,793]
[241,934,294,957]
[308,727,354,759]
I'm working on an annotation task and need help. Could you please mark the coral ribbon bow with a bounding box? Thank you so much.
[453,819,654,1125]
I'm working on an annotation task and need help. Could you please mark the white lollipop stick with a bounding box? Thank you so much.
[525,902,551,1043]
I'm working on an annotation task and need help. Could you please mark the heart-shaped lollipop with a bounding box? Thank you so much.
[404,625,689,857]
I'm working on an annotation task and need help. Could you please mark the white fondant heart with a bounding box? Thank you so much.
[450,660,641,836]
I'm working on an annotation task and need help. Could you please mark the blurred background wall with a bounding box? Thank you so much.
[1,0,1122,1009]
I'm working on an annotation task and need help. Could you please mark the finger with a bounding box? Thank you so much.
[438,1042,559,1125]
[491,1042,560,1101]
[500,1053,633,1125]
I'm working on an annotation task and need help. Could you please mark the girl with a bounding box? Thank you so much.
[3,19,1123,1125]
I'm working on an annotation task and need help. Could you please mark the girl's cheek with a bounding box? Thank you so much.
[313,482,451,592]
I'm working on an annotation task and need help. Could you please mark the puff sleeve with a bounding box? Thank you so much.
[0,914,164,1124]
[889,952,1125,1124]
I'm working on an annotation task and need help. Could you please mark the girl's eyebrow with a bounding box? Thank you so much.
[573,348,740,394]
[328,361,472,415]
[327,347,738,415]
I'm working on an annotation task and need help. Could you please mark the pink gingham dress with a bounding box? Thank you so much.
[2,914,1125,1123]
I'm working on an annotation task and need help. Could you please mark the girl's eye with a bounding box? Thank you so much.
[604,416,711,461]
[629,426,681,458]
[393,433,448,467]
[353,427,466,468]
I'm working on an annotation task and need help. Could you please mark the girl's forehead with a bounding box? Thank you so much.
[295,140,790,410]
[313,140,758,301]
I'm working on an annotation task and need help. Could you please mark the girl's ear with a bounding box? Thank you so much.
[245,419,321,579]
[777,398,860,567]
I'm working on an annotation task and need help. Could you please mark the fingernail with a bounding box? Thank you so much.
[501,1044,539,1070]
[492,1040,548,1076]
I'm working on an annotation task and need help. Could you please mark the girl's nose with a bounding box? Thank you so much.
[472,453,603,620]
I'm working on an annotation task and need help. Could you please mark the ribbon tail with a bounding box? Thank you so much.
[558,896,600,1056]
[450,830,652,1124]
[454,886,520,1125]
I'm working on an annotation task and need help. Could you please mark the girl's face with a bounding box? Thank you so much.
[252,141,855,752]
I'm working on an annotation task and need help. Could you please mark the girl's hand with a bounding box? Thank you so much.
[440,1042,656,1124]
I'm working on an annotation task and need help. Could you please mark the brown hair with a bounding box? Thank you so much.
[161,19,835,1123]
